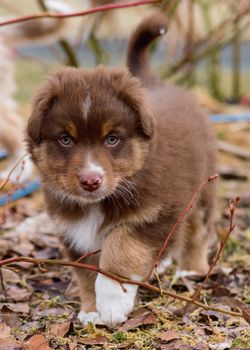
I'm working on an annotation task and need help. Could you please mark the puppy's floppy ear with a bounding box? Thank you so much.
[27,75,58,148]
[111,69,154,138]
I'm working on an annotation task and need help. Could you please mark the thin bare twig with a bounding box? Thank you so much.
[76,249,101,263]
[162,3,250,78]
[146,174,219,282]
[0,0,160,27]
[191,196,240,302]
[0,255,242,318]
[154,268,163,295]
[0,153,29,191]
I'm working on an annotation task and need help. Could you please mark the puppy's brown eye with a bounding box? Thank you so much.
[59,135,73,146]
[105,135,120,147]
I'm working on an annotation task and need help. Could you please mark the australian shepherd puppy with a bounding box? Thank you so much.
[27,13,217,326]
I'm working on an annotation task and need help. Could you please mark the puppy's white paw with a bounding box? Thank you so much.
[95,274,138,326]
[78,311,103,325]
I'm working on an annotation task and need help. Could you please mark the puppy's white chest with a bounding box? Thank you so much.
[56,206,105,253]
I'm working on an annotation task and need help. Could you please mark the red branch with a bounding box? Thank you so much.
[0,0,160,27]
[146,174,219,281]
[192,196,240,302]
[76,249,101,263]
[0,255,241,318]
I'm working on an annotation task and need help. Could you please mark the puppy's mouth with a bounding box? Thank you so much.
[78,187,109,202]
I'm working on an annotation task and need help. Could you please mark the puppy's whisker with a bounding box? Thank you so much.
[116,189,135,206]
[112,191,125,210]
[116,185,132,200]
[117,181,141,207]
[114,188,131,206]
[116,185,140,208]
[104,189,124,210]
[122,178,140,198]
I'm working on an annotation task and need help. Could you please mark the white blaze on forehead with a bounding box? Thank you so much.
[82,94,91,120]
[85,153,105,176]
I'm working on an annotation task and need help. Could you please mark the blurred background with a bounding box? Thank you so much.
[0,0,250,110]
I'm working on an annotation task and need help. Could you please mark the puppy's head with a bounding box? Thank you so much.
[27,66,154,205]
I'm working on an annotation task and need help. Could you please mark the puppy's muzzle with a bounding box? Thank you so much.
[79,172,103,192]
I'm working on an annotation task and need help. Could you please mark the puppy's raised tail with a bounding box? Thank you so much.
[127,12,167,86]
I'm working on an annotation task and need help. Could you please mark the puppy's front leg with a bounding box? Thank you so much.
[95,227,153,326]
[75,257,102,325]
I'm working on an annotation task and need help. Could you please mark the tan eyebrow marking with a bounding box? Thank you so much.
[66,122,78,138]
[101,121,113,139]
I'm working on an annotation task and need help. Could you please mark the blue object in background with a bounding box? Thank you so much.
[0,179,41,207]
[0,149,8,160]
[210,114,250,123]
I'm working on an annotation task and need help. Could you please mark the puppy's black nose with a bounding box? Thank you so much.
[79,173,103,192]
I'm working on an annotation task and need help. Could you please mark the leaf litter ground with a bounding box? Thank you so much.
[0,124,250,350]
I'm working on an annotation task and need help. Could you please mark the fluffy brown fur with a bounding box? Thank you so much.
[27,13,217,326]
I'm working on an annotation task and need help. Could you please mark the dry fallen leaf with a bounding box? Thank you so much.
[0,322,11,339]
[79,335,109,345]
[47,321,71,337]
[0,338,23,350]
[156,339,183,350]
[157,329,180,343]
[120,310,156,331]
[11,239,34,256]
[0,239,11,257]
[0,305,20,328]
[25,334,51,350]
[1,302,30,315]
[241,305,250,324]
[5,286,32,302]
[218,296,244,309]
[0,268,20,282]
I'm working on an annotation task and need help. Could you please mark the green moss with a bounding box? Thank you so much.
[222,237,244,260]
[111,331,127,343]
[243,287,250,304]
[231,337,249,348]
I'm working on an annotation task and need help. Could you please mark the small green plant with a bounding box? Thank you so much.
[231,337,248,348]
[111,331,127,343]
